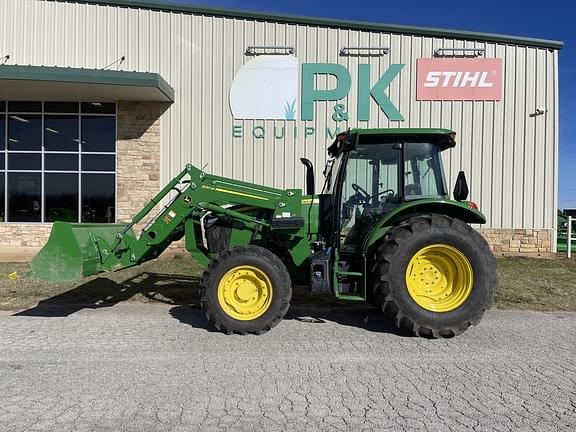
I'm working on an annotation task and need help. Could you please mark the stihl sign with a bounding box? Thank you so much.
[417,58,502,101]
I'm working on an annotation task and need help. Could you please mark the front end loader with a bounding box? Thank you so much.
[31,128,496,337]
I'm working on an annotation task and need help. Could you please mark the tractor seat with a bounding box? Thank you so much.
[405,184,422,196]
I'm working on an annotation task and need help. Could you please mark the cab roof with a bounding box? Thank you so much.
[349,127,454,136]
[328,128,457,157]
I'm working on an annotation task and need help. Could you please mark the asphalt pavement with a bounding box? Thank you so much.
[0,304,575,431]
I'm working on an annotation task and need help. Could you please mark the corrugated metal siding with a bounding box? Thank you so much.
[0,0,559,231]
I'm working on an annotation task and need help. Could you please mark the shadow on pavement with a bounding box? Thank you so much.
[13,273,411,336]
[13,272,202,317]
[168,305,219,332]
[285,306,413,337]
[169,304,411,337]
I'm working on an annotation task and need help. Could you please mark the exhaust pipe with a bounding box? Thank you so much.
[300,158,315,195]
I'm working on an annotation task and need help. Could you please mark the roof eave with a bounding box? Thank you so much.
[0,64,174,103]
[49,0,564,50]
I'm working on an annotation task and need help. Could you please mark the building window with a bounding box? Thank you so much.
[0,101,116,223]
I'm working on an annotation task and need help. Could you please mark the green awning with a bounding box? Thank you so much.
[0,65,174,103]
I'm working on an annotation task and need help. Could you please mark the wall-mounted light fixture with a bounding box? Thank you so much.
[433,48,485,57]
[339,46,389,56]
[245,46,295,56]
[529,108,548,118]
[102,55,126,70]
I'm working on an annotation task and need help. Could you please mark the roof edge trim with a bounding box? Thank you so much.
[0,64,175,102]
[49,0,564,49]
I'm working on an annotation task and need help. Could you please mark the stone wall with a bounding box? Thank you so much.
[478,228,553,257]
[116,101,185,252]
[116,102,162,227]
[0,225,53,248]
[0,224,556,257]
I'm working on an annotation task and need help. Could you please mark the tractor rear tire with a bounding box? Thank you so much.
[373,214,496,338]
[200,245,292,334]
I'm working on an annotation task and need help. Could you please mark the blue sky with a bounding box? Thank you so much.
[169,0,574,209]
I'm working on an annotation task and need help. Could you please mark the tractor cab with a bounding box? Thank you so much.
[305,129,466,301]
[325,129,456,251]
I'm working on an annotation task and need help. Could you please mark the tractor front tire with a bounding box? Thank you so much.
[373,215,496,338]
[200,245,292,335]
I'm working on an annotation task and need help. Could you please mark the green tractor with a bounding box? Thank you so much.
[31,128,496,337]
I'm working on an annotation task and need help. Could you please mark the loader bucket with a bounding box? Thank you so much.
[29,222,133,282]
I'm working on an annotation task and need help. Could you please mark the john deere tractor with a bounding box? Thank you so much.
[31,128,496,337]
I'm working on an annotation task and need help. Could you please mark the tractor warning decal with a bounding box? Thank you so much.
[163,210,177,224]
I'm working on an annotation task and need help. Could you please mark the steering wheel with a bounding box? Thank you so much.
[351,183,394,204]
[351,183,370,202]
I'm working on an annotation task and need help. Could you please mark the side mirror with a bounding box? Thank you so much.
[453,171,469,201]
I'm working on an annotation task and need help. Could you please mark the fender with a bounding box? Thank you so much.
[363,199,487,252]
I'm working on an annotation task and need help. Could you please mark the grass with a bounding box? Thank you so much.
[0,254,204,311]
[495,257,576,311]
[1,255,575,312]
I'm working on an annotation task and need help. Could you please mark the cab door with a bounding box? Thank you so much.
[338,142,400,250]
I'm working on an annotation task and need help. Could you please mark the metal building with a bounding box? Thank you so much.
[0,0,563,254]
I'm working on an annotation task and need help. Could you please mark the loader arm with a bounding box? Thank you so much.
[30,164,311,281]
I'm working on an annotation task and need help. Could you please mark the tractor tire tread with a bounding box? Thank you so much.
[373,214,496,338]
[200,245,292,335]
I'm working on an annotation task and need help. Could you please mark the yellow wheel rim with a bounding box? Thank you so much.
[217,266,273,321]
[405,244,473,312]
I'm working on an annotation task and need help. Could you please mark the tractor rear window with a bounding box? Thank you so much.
[404,143,447,199]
